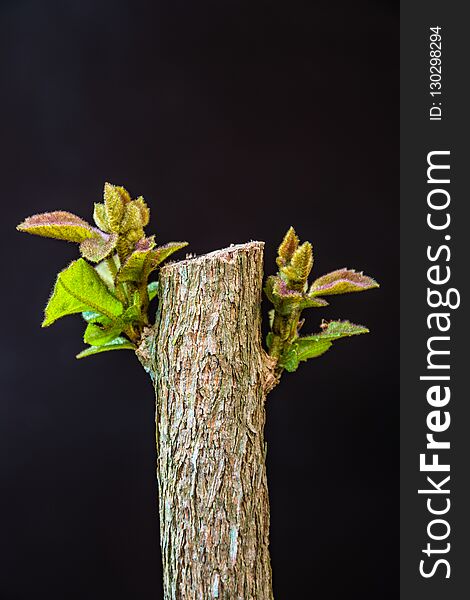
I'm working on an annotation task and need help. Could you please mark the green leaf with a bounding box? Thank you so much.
[120,202,142,232]
[276,226,299,268]
[81,310,112,325]
[279,320,369,372]
[76,337,135,359]
[265,275,328,315]
[266,331,275,350]
[17,211,96,242]
[95,256,118,290]
[147,281,158,301]
[268,308,275,329]
[79,233,118,263]
[103,182,129,232]
[93,202,110,232]
[43,258,123,327]
[83,322,123,346]
[310,269,379,296]
[134,196,150,226]
[281,339,332,372]
[151,241,188,268]
[117,240,188,283]
[308,320,370,341]
[117,246,153,283]
[298,296,329,310]
[280,241,313,288]
[122,291,141,323]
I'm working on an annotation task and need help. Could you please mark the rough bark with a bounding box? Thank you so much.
[138,242,277,600]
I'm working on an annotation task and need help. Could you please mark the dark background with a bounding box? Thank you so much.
[0,1,398,598]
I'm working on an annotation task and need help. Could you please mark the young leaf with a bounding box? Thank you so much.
[280,241,313,288]
[310,269,379,296]
[103,183,129,232]
[265,275,303,306]
[266,331,275,351]
[83,322,123,346]
[79,232,118,263]
[298,296,329,310]
[82,310,112,325]
[276,226,299,267]
[17,211,96,242]
[147,281,158,302]
[117,247,153,283]
[134,196,150,226]
[43,258,123,327]
[312,320,369,341]
[121,202,143,232]
[137,236,156,251]
[268,308,275,329]
[117,240,188,283]
[95,256,119,290]
[265,276,328,315]
[280,321,369,372]
[151,241,189,269]
[281,339,333,372]
[76,336,135,359]
[122,291,142,323]
[93,202,110,232]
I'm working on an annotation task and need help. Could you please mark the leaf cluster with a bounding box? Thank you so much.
[17,183,187,358]
[265,227,379,372]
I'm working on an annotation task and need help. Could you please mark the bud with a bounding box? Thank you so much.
[276,226,299,267]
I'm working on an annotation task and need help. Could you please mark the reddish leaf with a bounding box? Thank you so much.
[17,211,96,242]
[310,268,379,296]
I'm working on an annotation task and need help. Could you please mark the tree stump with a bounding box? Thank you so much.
[138,242,277,599]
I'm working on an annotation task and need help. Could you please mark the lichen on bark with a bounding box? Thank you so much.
[138,242,276,599]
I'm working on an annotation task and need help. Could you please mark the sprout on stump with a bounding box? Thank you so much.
[17,183,188,358]
[264,226,379,373]
[17,188,379,373]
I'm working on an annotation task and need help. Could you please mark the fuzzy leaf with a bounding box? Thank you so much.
[118,240,188,283]
[298,296,329,310]
[84,322,123,346]
[76,337,135,359]
[79,233,118,263]
[147,281,158,301]
[263,275,277,305]
[117,248,153,283]
[124,227,145,244]
[95,256,118,290]
[134,196,150,226]
[280,321,369,372]
[304,320,369,341]
[17,211,96,242]
[265,275,328,315]
[81,310,112,325]
[280,241,313,288]
[93,203,110,232]
[43,258,123,327]
[151,241,189,268]
[281,339,333,372]
[103,183,128,232]
[122,291,142,323]
[121,202,142,232]
[276,226,299,267]
[137,236,156,251]
[310,269,379,296]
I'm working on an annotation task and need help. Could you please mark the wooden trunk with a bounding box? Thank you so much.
[138,242,276,599]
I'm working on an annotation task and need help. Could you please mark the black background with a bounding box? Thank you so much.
[0,1,398,598]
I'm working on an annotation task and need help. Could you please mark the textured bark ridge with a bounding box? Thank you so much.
[139,242,275,599]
